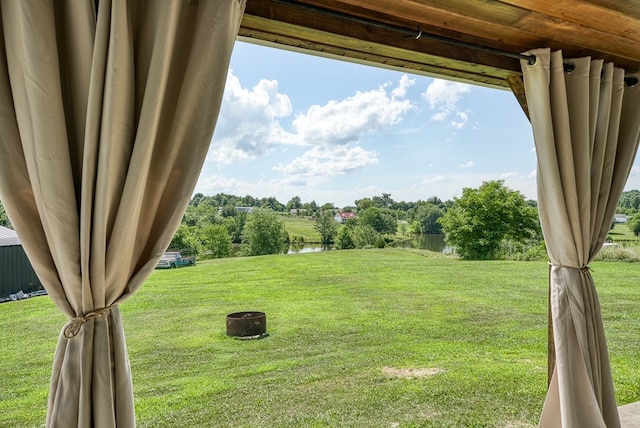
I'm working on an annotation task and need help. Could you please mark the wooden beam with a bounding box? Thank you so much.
[506,74,530,121]
[241,0,520,88]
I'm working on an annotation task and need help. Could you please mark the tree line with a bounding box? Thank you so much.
[2,183,637,260]
[167,181,543,260]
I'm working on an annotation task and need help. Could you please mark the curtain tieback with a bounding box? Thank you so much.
[63,306,115,339]
[548,262,592,273]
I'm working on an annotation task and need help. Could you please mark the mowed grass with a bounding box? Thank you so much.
[1,248,640,427]
[281,215,322,242]
[609,223,639,242]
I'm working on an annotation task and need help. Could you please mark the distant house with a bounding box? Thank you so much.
[0,226,43,299]
[614,213,628,223]
[335,211,357,223]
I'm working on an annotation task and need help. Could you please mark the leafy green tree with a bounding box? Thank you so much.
[241,209,289,256]
[183,196,220,227]
[189,193,205,207]
[619,190,640,211]
[627,213,640,236]
[224,212,247,243]
[260,196,286,212]
[286,196,302,211]
[371,193,396,209]
[201,224,232,258]
[426,196,444,208]
[220,204,238,218]
[0,200,10,227]
[336,226,355,249]
[169,224,200,253]
[353,224,381,248]
[439,180,540,260]
[358,207,397,235]
[314,211,338,245]
[411,203,444,234]
[302,200,319,216]
[241,194,257,207]
[355,197,373,210]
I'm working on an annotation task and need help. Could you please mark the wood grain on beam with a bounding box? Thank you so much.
[242,0,519,87]
[500,0,640,42]
[506,74,530,121]
[329,0,640,71]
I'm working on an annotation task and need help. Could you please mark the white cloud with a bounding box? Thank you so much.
[208,73,414,178]
[423,79,473,128]
[391,74,416,98]
[266,76,413,182]
[292,80,413,146]
[274,145,378,178]
[500,171,519,179]
[451,111,469,129]
[459,161,474,168]
[195,173,253,196]
[207,71,296,164]
[422,176,445,185]
[528,169,537,179]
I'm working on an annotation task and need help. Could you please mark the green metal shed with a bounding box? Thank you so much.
[0,225,43,299]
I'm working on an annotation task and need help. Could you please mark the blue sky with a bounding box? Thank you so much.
[195,41,640,208]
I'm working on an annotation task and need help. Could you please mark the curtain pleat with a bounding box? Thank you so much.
[0,1,246,426]
[521,48,640,427]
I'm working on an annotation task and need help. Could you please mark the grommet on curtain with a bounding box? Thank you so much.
[563,62,576,74]
[63,306,114,338]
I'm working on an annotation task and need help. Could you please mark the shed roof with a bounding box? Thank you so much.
[0,225,20,247]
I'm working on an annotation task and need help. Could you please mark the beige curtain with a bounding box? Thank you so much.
[0,1,245,426]
[521,49,640,427]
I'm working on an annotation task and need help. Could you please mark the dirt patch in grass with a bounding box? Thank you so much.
[382,366,445,379]
[503,422,535,428]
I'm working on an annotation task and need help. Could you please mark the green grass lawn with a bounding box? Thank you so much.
[608,223,639,242]
[281,214,322,242]
[1,248,639,427]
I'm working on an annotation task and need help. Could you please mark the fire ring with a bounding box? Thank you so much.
[226,311,267,339]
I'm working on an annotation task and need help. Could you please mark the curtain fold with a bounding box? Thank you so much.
[0,1,246,426]
[520,49,640,427]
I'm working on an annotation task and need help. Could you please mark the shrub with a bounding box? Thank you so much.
[595,245,640,262]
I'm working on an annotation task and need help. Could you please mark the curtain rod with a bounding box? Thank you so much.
[272,0,638,87]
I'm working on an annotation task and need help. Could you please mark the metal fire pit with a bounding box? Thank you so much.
[226,311,267,339]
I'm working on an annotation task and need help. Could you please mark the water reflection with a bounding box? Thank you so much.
[285,234,451,254]
[394,234,452,253]
[287,244,332,254]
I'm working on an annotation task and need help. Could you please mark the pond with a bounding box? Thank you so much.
[287,243,332,254]
[285,234,451,254]
[393,234,452,253]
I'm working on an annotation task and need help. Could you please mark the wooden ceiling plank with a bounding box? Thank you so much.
[316,0,640,70]
[339,0,532,27]
[515,12,640,66]
[579,0,640,19]
[499,0,640,42]
[331,0,537,47]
